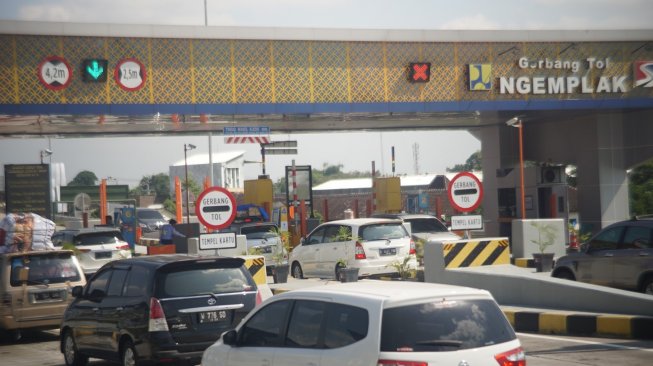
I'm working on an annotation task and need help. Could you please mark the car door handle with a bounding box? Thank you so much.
[639,252,650,256]
[92,307,99,311]
[602,253,614,257]
[116,307,124,311]
[261,358,271,366]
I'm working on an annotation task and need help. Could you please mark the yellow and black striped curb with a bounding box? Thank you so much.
[442,239,510,268]
[244,256,267,286]
[502,308,653,340]
[513,257,534,268]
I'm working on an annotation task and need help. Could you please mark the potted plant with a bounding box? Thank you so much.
[270,227,292,284]
[333,226,359,282]
[390,254,417,280]
[530,221,557,272]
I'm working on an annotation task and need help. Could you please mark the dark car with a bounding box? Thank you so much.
[552,217,653,294]
[60,255,262,366]
[136,208,168,233]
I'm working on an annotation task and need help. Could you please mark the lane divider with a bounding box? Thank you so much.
[442,238,510,268]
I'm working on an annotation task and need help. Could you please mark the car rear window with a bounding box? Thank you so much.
[240,225,279,240]
[360,223,408,241]
[10,253,82,286]
[156,264,254,297]
[380,299,516,352]
[137,210,165,220]
[406,218,448,233]
[75,231,124,246]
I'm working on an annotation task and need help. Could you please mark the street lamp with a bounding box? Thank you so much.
[40,149,52,164]
[506,117,526,219]
[183,143,196,224]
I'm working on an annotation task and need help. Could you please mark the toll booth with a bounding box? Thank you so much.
[115,207,137,249]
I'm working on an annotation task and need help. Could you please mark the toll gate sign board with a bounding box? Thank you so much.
[447,171,483,212]
[195,186,237,230]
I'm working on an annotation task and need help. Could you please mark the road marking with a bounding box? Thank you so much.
[517,332,653,353]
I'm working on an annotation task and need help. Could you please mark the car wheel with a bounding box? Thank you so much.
[641,276,653,295]
[121,339,138,366]
[62,330,88,366]
[553,268,576,281]
[292,262,304,279]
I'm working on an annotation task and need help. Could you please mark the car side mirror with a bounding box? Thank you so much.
[71,285,84,298]
[222,329,238,346]
[300,237,306,245]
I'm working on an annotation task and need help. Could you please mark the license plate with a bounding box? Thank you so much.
[95,251,112,259]
[198,310,229,324]
[379,248,397,256]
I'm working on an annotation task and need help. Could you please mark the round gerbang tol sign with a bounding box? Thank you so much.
[195,186,237,230]
[447,171,483,212]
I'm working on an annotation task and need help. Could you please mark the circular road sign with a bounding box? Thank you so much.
[114,58,146,91]
[195,186,237,230]
[38,56,72,90]
[447,171,483,212]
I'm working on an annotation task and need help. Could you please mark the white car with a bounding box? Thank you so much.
[289,218,417,279]
[201,281,525,366]
[51,227,132,276]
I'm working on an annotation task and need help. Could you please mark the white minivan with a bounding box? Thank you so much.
[289,218,416,280]
[201,281,525,366]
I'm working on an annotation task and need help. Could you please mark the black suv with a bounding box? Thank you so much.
[60,255,262,366]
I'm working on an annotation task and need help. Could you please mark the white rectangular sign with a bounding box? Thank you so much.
[450,215,484,231]
[199,233,237,250]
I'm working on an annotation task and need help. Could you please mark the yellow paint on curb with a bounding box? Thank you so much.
[539,313,568,334]
[514,258,530,268]
[597,316,633,338]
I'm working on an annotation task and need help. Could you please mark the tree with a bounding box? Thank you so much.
[131,173,172,203]
[630,160,653,216]
[447,151,482,172]
[69,170,98,186]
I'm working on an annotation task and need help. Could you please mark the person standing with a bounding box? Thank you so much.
[160,219,185,244]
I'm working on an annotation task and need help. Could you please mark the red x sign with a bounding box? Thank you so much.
[409,62,431,82]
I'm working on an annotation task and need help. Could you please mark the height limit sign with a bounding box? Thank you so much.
[447,171,483,212]
[195,186,237,230]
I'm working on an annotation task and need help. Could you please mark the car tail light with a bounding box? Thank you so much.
[377,360,427,366]
[495,347,526,366]
[354,241,367,260]
[148,297,169,332]
[77,248,91,253]
[256,289,263,305]
[116,244,130,250]
[409,239,416,255]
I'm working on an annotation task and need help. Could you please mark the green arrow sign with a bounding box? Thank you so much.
[82,59,108,82]
[86,60,104,79]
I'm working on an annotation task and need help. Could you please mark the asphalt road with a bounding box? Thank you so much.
[1,329,652,366]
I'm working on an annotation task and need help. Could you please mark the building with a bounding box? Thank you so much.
[168,151,245,194]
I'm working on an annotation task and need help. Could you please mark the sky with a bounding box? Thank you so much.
[1,0,651,187]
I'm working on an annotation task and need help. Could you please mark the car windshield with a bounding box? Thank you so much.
[380,299,516,352]
[9,253,82,286]
[75,232,123,246]
[137,210,164,220]
[406,218,448,233]
[157,267,253,297]
[360,223,408,241]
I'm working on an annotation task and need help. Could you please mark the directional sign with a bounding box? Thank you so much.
[114,58,146,91]
[195,186,237,230]
[447,171,483,212]
[263,148,297,155]
[82,59,108,82]
[264,140,297,148]
[38,56,72,90]
[199,232,237,250]
[450,215,484,231]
